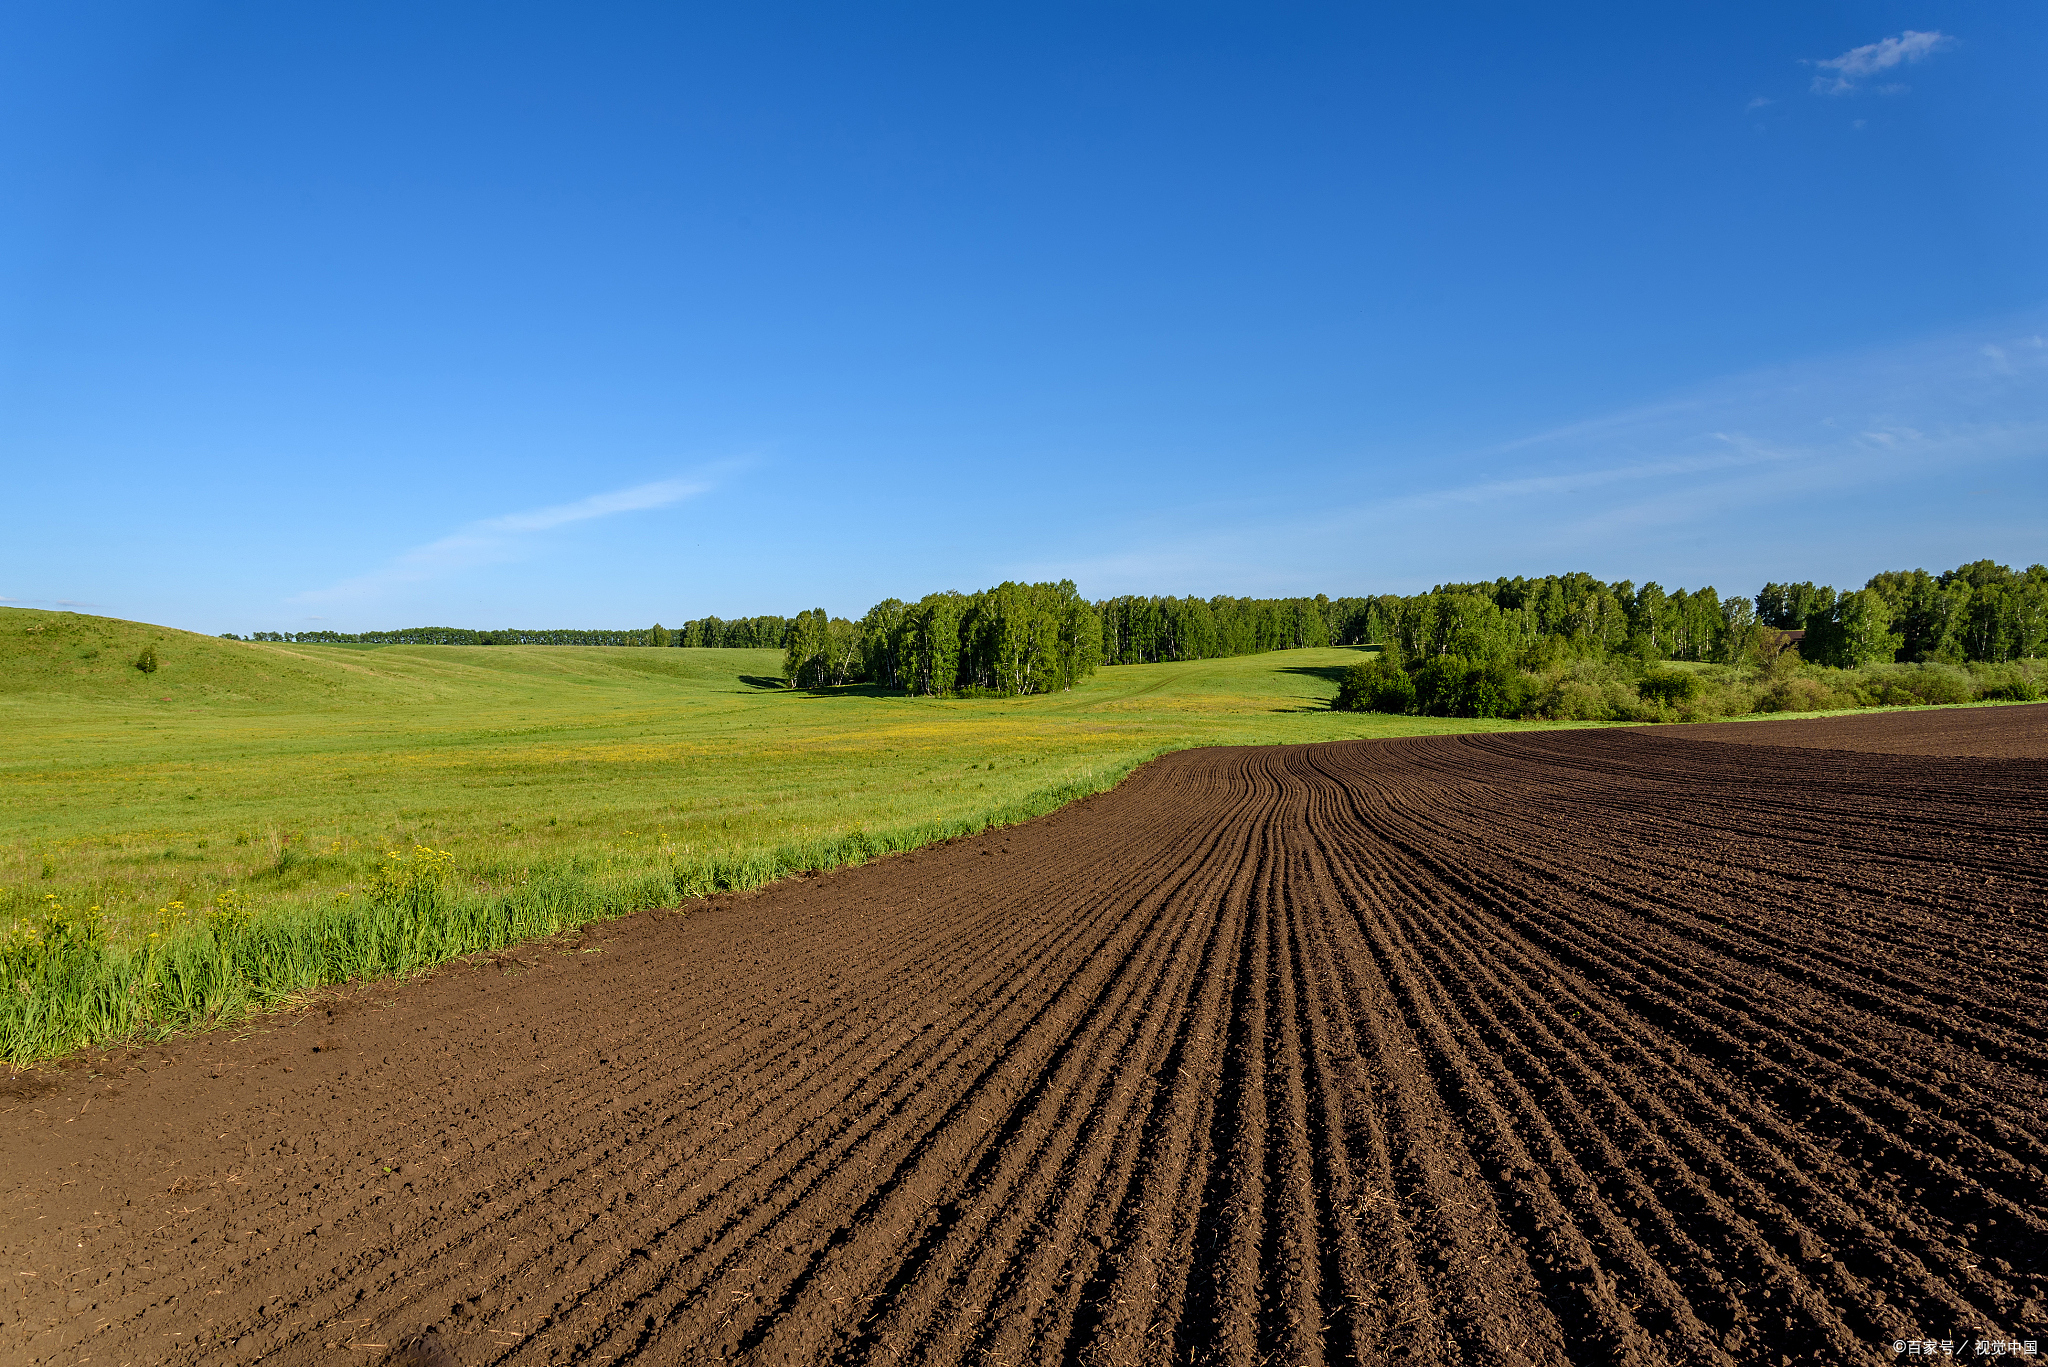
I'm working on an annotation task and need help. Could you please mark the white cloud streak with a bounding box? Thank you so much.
[479,478,710,534]
[293,473,718,607]
[1811,31,1951,95]
[1023,322,2048,596]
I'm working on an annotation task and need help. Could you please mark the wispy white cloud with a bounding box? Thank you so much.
[1024,319,2048,596]
[1745,96,1773,112]
[1810,30,1951,95]
[477,478,712,534]
[293,472,724,607]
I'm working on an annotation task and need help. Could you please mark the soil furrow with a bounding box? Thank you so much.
[6,704,2045,1366]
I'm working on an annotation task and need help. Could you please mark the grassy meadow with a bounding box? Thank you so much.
[3,607,1577,1063]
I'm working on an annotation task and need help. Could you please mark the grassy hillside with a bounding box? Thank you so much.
[2,606,1582,1062]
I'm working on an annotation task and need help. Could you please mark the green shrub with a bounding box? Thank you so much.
[1335,656,1416,713]
[134,645,158,674]
[1410,656,1528,718]
[1638,668,1704,706]
[1528,677,1614,721]
[1862,664,1977,707]
[1975,662,2043,702]
[1756,675,1838,713]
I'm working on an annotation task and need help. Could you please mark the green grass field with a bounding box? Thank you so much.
[1,607,1584,1063]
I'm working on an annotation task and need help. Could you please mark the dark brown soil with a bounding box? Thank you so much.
[5,709,2046,1366]
[1682,701,2048,758]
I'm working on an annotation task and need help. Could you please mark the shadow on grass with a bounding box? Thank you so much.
[1276,649,1378,685]
[1272,649,1381,713]
[1277,663,1354,688]
[797,682,912,699]
[736,675,913,700]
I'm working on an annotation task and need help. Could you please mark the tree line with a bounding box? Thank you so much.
[1335,558,2046,718]
[226,618,794,648]
[226,627,679,646]
[229,557,2042,706]
[1761,559,2047,667]
[1352,559,2044,672]
[780,587,1384,694]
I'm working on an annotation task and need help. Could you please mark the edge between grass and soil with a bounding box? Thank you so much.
[1,746,1177,1068]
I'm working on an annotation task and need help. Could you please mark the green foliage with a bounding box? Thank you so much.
[1331,631,2035,725]
[1371,559,2040,679]
[778,609,863,690]
[1758,581,1836,630]
[1371,574,1750,666]
[1852,663,1978,707]
[1327,557,2042,723]
[858,598,910,687]
[783,608,835,688]
[1335,654,1416,713]
[1801,588,1904,668]
[773,581,1104,696]
[134,644,158,674]
[367,845,455,911]
[206,888,250,936]
[1976,661,2043,703]
[963,580,1102,696]
[1425,593,1523,664]
[1099,594,1335,664]
[880,581,1101,696]
[1409,656,1544,719]
[683,614,793,650]
[1865,569,1970,662]
[1637,668,1704,706]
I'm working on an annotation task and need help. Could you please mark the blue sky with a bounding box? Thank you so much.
[2,3,2043,633]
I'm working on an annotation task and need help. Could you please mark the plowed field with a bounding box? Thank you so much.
[6,707,2046,1366]
[1678,701,2048,758]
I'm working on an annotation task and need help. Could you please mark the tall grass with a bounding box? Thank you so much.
[1,755,1151,1065]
